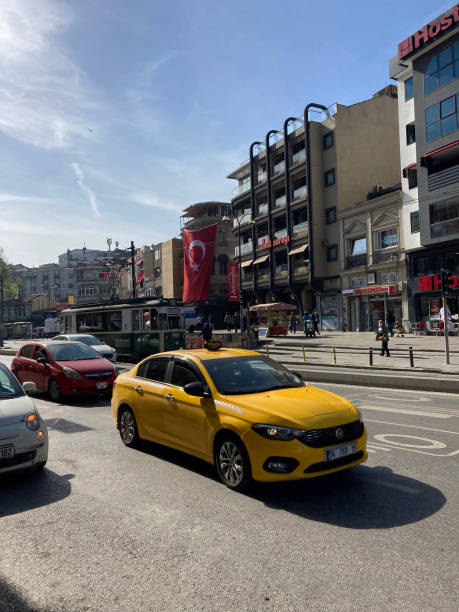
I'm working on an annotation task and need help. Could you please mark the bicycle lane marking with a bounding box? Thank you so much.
[367,433,459,457]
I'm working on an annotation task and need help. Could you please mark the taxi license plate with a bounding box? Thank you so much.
[0,446,15,459]
[325,441,357,461]
[96,382,108,390]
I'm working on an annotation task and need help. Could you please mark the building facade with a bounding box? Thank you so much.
[390,5,459,321]
[228,89,401,328]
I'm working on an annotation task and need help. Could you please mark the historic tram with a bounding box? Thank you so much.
[59,298,191,360]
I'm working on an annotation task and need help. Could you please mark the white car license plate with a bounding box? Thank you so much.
[325,441,357,461]
[96,382,108,390]
[0,446,15,459]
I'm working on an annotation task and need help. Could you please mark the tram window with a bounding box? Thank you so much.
[132,310,141,331]
[143,309,151,330]
[151,309,159,330]
[160,313,168,330]
[107,311,122,331]
[168,316,181,329]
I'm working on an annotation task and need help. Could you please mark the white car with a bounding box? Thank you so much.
[51,334,117,363]
[0,364,48,475]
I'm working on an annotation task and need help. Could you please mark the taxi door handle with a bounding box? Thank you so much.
[164,393,174,401]
[134,386,143,394]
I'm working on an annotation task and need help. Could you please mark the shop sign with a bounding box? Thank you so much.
[343,285,397,296]
[418,274,459,291]
[227,263,239,301]
[398,5,459,59]
[259,235,290,250]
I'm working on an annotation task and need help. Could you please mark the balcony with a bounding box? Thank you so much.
[233,209,252,227]
[293,185,307,201]
[273,194,286,209]
[428,163,459,191]
[346,254,367,268]
[256,202,268,216]
[293,221,308,235]
[274,228,288,240]
[257,171,267,183]
[431,216,459,238]
[273,160,285,176]
[257,269,269,280]
[275,264,288,274]
[232,180,251,198]
[373,248,399,264]
[292,149,306,165]
[234,242,253,257]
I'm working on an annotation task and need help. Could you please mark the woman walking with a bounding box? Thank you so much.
[376,319,390,357]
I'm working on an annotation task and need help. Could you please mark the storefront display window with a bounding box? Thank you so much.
[319,295,340,330]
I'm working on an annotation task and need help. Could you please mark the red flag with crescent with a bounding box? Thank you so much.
[183,223,217,302]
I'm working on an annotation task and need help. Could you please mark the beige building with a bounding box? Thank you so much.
[227,86,401,328]
[143,238,183,299]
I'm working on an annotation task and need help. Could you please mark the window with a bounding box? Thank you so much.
[377,228,398,249]
[325,207,336,224]
[323,132,334,150]
[20,345,34,359]
[406,123,416,145]
[424,42,459,95]
[381,272,398,284]
[407,167,418,189]
[137,358,169,382]
[426,95,458,142]
[327,245,338,261]
[351,277,367,288]
[350,237,367,255]
[404,77,414,100]
[170,360,201,388]
[410,211,420,233]
[154,249,161,260]
[324,169,335,187]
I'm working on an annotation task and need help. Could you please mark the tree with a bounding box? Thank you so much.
[0,249,19,300]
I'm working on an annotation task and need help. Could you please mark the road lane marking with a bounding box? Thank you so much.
[374,434,447,449]
[364,419,459,435]
[359,405,453,419]
[370,394,432,403]
[357,476,421,495]
[366,442,392,450]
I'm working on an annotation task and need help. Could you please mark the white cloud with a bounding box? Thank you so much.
[0,192,54,203]
[72,162,101,216]
[131,191,182,212]
[0,0,98,149]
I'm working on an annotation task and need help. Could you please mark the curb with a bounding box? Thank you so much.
[0,349,16,356]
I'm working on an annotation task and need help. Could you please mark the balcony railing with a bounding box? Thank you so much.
[293,221,308,235]
[233,209,252,227]
[428,163,459,191]
[431,216,459,238]
[346,254,367,268]
[274,194,286,209]
[257,171,267,183]
[293,185,307,200]
[273,160,285,175]
[256,203,268,216]
[292,149,306,164]
[234,242,253,256]
[274,228,288,240]
[373,248,399,264]
[232,181,251,197]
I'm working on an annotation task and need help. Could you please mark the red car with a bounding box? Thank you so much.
[12,341,116,402]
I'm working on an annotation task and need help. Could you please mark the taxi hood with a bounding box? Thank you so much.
[221,385,356,427]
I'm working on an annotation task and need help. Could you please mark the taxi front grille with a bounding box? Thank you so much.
[0,450,36,469]
[299,420,364,448]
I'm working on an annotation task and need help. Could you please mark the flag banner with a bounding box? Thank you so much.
[227,263,239,301]
[183,223,218,302]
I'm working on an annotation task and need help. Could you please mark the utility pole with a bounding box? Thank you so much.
[440,268,451,365]
[130,241,137,298]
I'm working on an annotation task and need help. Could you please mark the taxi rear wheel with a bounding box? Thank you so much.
[118,407,139,448]
[215,435,252,492]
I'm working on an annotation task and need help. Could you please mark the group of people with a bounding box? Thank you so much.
[223,311,242,334]
[288,311,320,336]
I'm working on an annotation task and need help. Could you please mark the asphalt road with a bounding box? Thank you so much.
[1,355,458,612]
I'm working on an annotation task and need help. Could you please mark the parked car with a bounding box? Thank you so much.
[12,341,116,402]
[50,334,117,363]
[112,345,367,491]
[0,363,48,475]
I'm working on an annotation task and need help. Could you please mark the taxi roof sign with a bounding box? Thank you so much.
[204,340,222,351]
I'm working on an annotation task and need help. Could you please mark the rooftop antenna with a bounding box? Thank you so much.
[106,237,112,252]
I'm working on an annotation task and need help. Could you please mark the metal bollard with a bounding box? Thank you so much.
[302,345,306,361]
[369,347,373,366]
[409,346,414,367]
[266,345,270,358]
[332,346,337,364]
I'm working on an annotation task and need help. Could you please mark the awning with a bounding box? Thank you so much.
[420,139,459,166]
[253,254,269,265]
[241,259,253,268]
[288,244,308,256]
[250,302,296,312]
[402,163,416,178]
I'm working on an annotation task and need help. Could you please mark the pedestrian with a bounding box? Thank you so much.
[376,319,390,357]
[440,304,451,323]
[224,312,232,332]
[386,311,395,337]
[242,314,247,333]
[312,310,320,335]
[289,312,297,334]
[395,320,405,337]
[200,316,212,343]
[232,311,240,334]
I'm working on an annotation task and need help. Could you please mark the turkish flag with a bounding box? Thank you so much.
[183,224,217,302]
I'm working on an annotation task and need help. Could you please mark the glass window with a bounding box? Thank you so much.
[441,96,455,117]
[442,114,457,135]
[137,358,169,382]
[426,104,440,124]
[404,76,413,100]
[410,211,420,233]
[323,132,334,149]
[439,47,453,68]
[426,122,441,142]
[47,343,101,361]
[143,309,151,330]
[406,123,416,145]
[426,96,458,142]
[0,365,24,398]
[439,64,454,87]
[424,44,457,94]
[425,56,438,75]
[351,237,367,255]
[325,207,336,224]
[324,169,335,187]
[170,361,201,388]
[407,167,418,189]
[132,310,140,331]
[378,228,398,249]
[20,345,34,358]
[327,245,338,261]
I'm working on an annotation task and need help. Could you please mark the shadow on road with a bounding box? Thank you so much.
[0,576,47,612]
[0,469,73,518]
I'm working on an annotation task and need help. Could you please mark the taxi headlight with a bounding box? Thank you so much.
[62,367,83,380]
[25,413,40,431]
[252,423,306,441]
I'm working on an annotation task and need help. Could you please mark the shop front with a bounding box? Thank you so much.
[342,284,402,331]
[414,274,459,321]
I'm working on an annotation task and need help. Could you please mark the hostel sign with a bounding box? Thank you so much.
[342,285,397,296]
[260,235,290,250]
[398,5,459,59]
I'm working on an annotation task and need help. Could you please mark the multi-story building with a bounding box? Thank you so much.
[227,89,400,328]
[180,201,236,327]
[390,5,459,321]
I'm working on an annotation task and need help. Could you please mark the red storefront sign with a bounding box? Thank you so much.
[227,263,239,301]
[260,235,290,250]
[398,5,459,59]
[418,274,459,291]
[343,285,397,296]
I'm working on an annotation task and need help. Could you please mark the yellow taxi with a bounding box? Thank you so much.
[112,345,367,491]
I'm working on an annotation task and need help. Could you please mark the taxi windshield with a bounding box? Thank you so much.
[202,355,304,395]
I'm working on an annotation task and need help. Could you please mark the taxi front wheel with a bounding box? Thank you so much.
[119,407,139,448]
[215,436,252,492]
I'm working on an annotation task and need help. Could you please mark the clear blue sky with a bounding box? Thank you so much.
[0,0,452,266]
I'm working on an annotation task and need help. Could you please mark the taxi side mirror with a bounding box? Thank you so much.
[184,382,211,398]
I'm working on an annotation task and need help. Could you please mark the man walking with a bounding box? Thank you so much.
[386,311,395,337]
[232,311,240,334]
[200,316,213,343]
[224,312,232,332]
[289,312,297,334]
[376,319,390,357]
[312,310,320,336]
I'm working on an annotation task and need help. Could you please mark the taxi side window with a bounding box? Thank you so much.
[137,358,169,383]
[169,361,201,388]
[20,345,34,359]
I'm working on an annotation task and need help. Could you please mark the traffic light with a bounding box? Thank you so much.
[440,268,451,297]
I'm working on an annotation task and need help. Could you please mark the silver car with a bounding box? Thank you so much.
[0,364,48,475]
[51,334,117,363]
